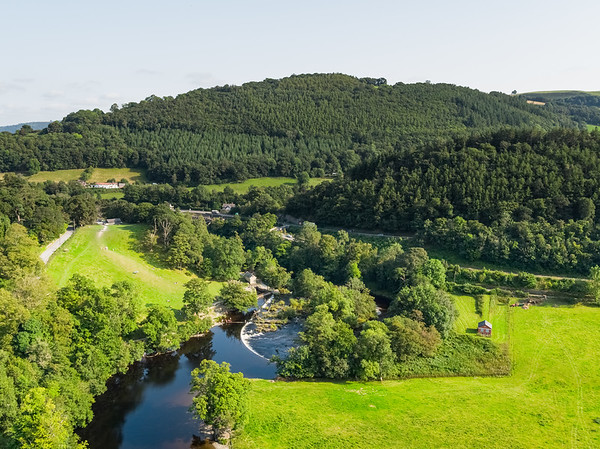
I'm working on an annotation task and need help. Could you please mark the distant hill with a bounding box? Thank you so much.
[0,121,51,133]
[0,74,582,183]
[521,90,600,101]
[520,90,600,126]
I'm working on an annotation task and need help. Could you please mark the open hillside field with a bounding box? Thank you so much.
[46,224,220,310]
[235,302,600,449]
[201,176,329,194]
[587,124,600,132]
[25,167,147,183]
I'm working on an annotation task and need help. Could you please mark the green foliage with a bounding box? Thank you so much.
[190,360,251,440]
[141,305,181,353]
[589,265,600,303]
[247,247,291,290]
[354,321,396,380]
[12,387,86,449]
[66,194,96,227]
[0,224,42,283]
[295,305,357,379]
[385,315,442,361]
[218,281,258,313]
[390,282,457,337]
[203,235,245,281]
[79,167,94,182]
[183,278,214,317]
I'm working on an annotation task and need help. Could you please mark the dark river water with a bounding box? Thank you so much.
[79,294,391,449]
[79,323,275,449]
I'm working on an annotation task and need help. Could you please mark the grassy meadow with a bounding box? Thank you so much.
[97,190,125,200]
[452,294,508,343]
[236,302,600,448]
[200,176,329,194]
[24,167,147,184]
[46,224,220,311]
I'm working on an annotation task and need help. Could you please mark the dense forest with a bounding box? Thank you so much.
[521,91,600,126]
[287,128,600,273]
[0,74,582,184]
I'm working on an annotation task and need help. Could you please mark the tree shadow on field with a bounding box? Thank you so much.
[465,328,478,334]
[121,224,174,271]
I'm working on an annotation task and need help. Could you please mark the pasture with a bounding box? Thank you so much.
[25,167,147,183]
[46,224,220,310]
[201,176,329,194]
[453,294,508,343]
[235,302,600,448]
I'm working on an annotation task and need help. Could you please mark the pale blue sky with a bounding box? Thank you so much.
[2,0,599,124]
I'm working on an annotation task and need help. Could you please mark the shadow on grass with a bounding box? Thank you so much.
[120,224,175,271]
[465,328,478,334]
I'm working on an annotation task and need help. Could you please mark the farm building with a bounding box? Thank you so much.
[477,320,492,337]
[221,203,236,213]
[90,182,126,189]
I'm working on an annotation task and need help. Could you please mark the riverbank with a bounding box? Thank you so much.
[79,322,276,449]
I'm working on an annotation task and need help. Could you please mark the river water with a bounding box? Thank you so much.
[80,294,391,449]
[79,323,276,449]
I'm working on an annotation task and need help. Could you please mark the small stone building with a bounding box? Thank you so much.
[243,271,257,285]
[477,320,492,337]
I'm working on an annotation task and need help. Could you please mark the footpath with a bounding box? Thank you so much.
[40,227,74,264]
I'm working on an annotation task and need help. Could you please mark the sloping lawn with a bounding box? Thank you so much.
[46,224,220,310]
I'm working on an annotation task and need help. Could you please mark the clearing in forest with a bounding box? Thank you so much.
[201,176,329,194]
[25,167,147,184]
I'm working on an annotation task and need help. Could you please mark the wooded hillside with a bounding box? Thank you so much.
[0,74,579,184]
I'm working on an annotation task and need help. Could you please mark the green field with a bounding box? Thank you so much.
[452,294,508,343]
[587,124,600,132]
[24,167,147,184]
[46,224,220,310]
[97,190,125,200]
[201,177,330,194]
[235,302,600,448]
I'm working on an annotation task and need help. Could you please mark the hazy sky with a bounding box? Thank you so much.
[2,0,599,125]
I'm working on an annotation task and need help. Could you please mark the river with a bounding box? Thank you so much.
[79,323,276,449]
[79,294,391,449]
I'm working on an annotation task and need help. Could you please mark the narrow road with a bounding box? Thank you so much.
[40,227,74,264]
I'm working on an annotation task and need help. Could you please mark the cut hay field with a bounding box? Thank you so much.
[201,176,329,194]
[46,224,220,310]
[25,167,147,183]
[235,302,600,449]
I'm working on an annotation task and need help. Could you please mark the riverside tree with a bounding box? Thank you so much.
[218,281,258,313]
[190,360,251,441]
[183,278,214,317]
